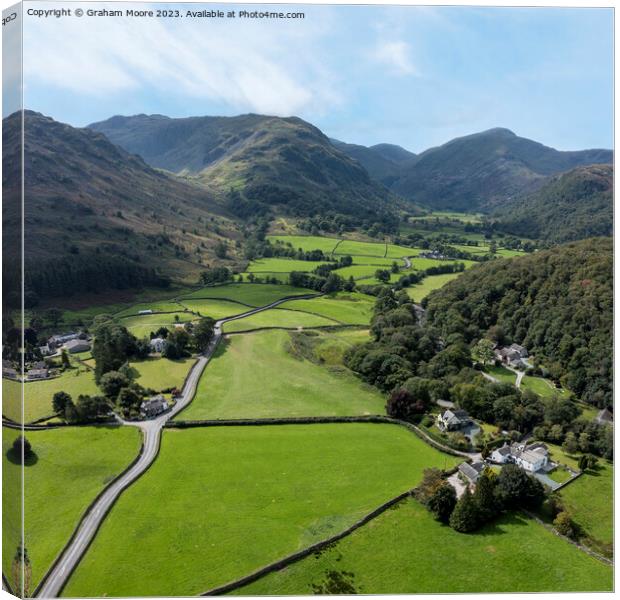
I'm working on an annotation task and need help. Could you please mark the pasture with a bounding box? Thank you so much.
[521,376,568,399]
[178,330,384,419]
[62,424,460,597]
[179,283,313,306]
[279,293,375,325]
[267,235,340,254]
[128,357,195,392]
[176,298,249,320]
[120,312,196,338]
[405,272,464,302]
[223,308,338,333]
[4,367,99,423]
[236,498,612,595]
[246,258,327,273]
[483,365,517,385]
[2,426,141,593]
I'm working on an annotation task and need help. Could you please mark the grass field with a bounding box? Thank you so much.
[279,293,375,325]
[267,235,340,254]
[179,283,312,306]
[246,258,327,273]
[4,367,99,423]
[128,357,195,392]
[483,365,517,385]
[176,298,249,319]
[521,376,568,398]
[179,330,384,419]
[62,424,460,597]
[334,240,387,257]
[405,272,464,302]
[120,312,196,338]
[224,308,338,333]
[559,461,613,551]
[236,498,612,595]
[2,426,141,593]
[114,301,186,318]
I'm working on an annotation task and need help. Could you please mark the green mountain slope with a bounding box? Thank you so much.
[89,114,401,224]
[392,128,612,211]
[3,111,238,305]
[425,238,612,406]
[493,164,613,244]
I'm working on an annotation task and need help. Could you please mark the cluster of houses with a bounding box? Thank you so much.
[3,359,53,381]
[494,343,529,369]
[419,250,447,260]
[42,332,91,356]
[490,441,551,472]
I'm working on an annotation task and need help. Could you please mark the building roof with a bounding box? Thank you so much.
[596,408,613,423]
[520,450,546,465]
[494,444,511,456]
[27,368,49,376]
[458,462,481,483]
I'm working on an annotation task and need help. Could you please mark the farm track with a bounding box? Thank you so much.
[33,293,320,598]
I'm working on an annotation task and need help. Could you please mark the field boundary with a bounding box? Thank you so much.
[200,491,414,596]
[224,324,359,335]
[32,427,150,597]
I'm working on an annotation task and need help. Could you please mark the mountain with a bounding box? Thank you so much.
[425,237,612,406]
[89,114,400,225]
[493,164,613,244]
[330,139,415,186]
[391,128,612,211]
[2,111,238,305]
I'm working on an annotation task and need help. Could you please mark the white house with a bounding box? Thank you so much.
[65,339,91,354]
[437,409,472,432]
[38,344,53,356]
[149,337,167,353]
[27,368,49,380]
[140,395,169,418]
[491,441,549,473]
[490,443,512,464]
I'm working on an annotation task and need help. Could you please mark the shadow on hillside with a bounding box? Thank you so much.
[6,447,38,467]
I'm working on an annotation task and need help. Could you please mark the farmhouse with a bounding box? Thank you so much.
[65,339,91,354]
[150,337,167,353]
[48,332,80,348]
[491,441,550,473]
[437,408,472,432]
[140,395,169,418]
[27,368,49,380]
[2,367,18,380]
[38,344,53,356]
[457,461,485,487]
[494,343,529,368]
[596,407,613,425]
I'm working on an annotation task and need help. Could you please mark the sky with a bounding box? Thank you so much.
[7,3,615,152]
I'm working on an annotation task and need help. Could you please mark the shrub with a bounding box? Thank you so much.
[554,511,576,539]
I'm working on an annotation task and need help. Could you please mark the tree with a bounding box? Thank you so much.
[495,464,545,510]
[92,322,138,383]
[214,240,227,259]
[386,387,425,422]
[60,348,71,369]
[99,371,130,399]
[193,317,215,352]
[473,338,495,365]
[322,273,343,294]
[52,391,72,415]
[116,387,142,418]
[375,269,391,284]
[473,469,498,521]
[428,484,457,523]
[562,431,579,455]
[76,394,109,422]
[449,488,480,533]
[416,468,446,505]
[553,511,575,538]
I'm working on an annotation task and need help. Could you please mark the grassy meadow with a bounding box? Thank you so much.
[62,424,460,597]
[179,330,384,419]
[128,357,195,392]
[179,283,313,306]
[176,298,249,319]
[279,293,375,325]
[224,308,338,332]
[236,498,612,595]
[405,272,464,302]
[2,426,141,593]
[120,312,197,338]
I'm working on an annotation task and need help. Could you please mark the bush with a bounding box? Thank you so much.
[554,511,576,539]
[428,484,457,523]
[449,489,480,533]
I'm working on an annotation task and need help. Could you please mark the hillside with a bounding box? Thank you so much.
[2,111,239,305]
[424,238,612,406]
[89,114,400,225]
[330,139,416,186]
[391,128,612,211]
[493,164,613,244]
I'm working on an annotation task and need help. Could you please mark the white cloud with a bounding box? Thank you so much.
[21,3,342,116]
[372,40,416,76]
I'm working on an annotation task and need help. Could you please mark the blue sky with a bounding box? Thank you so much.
[15,3,614,152]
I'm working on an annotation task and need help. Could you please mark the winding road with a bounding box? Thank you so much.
[35,294,319,598]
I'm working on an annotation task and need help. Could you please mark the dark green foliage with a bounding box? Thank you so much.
[495,464,545,510]
[311,570,358,594]
[449,488,480,533]
[193,317,215,352]
[163,329,192,359]
[428,484,457,523]
[199,267,232,285]
[425,239,612,406]
[494,165,612,244]
[116,387,142,418]
[99,371,130,399]
[52,391,72,415]
[92,322,139,383]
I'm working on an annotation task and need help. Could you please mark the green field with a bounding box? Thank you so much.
[267,235,340,254]
[180,283,312,306]
[334,240,387,258]
[559,461,613,552]
[246,258,327,273]
[521,376,568,398]
[128,357,195,392]
[120,312,196,338]
[405,272,464,302]
[240,271,290,283]
[4,368,99,423]
[236,498,612,594]
[350,255,400,266]
[179,330,384,419]
[176,298,249,319]
[2,426,141,593]
[279,293,375,325]
[224,308,338,333]
[483,365,517,385]
[62,424,460,597]
[114,301,187,318]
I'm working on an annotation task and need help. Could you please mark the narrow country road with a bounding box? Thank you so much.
[35,294,319,598]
